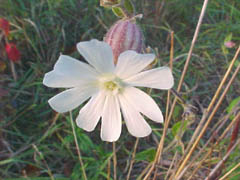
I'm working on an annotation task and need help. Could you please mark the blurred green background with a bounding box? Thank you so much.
[0,0,240,179]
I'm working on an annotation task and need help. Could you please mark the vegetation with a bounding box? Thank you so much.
[0,0,239,179]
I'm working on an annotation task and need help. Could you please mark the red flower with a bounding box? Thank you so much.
[5,43,21,62]
[0,18,10,36]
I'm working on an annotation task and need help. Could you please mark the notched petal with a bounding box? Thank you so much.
[43,55,98,88]
[118,94,152,137]
[115,50,155,79]
[125,66,174,90]
[101,95,122,142]
[76,92,106,132]
[77,39,114,73]
[48,85,98,113]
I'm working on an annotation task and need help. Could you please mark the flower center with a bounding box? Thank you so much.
[99,75,125,94]
[104,81,118,91]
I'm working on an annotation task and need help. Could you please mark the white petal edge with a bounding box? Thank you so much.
[125,66,174,89]
[48,85,98,113]
[115,50,155,79]
[123,87,163,123]
[77,39,115,74]
[118,93,152,137]
[43,55,98,88]
[101,94,122,142]
[76,91,106,132]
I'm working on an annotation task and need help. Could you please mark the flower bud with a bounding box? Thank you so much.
[5,43,21,62]
[104,19,144,64]
[224,41,236,48]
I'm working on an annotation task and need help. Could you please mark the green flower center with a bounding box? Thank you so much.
[104,81,118,91]
[99,75,125,94]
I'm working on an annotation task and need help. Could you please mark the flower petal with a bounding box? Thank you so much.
[43,55,98,88]
[125,67,174,89]
[101,94,121,142]
[77,39,114,73]
[118,93,152,137]
[48,85,98,113]
[123,87,163,123]
[115,51,155,79]
[76,91,106,132]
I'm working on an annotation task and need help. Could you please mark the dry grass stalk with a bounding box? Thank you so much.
[113,142,117,180]
[175,106,238,180]
[165,151,178,180]
[165,0,209,126]
[169,113,208,180]
[205,138,240,180]
[152,31,175,180]
[185,110,208,155]
[165,31,174,122]
[126,138,139,180]
[107,157,111,180]
[32,144,55,180]
[137,163,153,180]
[219,161,240,180]
[174,48,240,179]
[10,61,17,81]
[143,0,209,179]
[69,111,88,180]
[185,112,240,180]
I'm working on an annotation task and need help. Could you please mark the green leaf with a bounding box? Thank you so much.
[222,33,233,55]
[172,120,188,137]
[226,96,240,120]
[112,7,125,18]
[230,174,240,180]
[78,132,94,153]
[173,105,182,120]
[124,0,134,14]
[224,33,232,43]
[71,163,82,179]
[135,148,156,162]
[222,44,229,55]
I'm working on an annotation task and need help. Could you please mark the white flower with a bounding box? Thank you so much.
[43,39,174,142]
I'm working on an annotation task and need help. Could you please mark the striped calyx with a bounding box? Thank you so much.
[104,19,144,64]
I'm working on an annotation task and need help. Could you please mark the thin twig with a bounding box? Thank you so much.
[174,48,240,179]
[186,111,240,180]
[113,142,117,180]
[207,46,240,112]
[165,151,178,180]
[10,61,17,81]
[69,111,87,180]
[152,31,175,180]
[137,162,153,180]
[32,144,55,180]
[165,31,174,122]
[166,0,210,127]
[176,0,209,92]
[126,138,139,180]
[183,110,208,159]
[205,138,240,180]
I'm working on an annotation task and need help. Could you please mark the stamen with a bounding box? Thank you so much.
[104,81,118,91]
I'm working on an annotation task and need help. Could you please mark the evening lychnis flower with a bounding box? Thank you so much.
[43,39,174,142]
